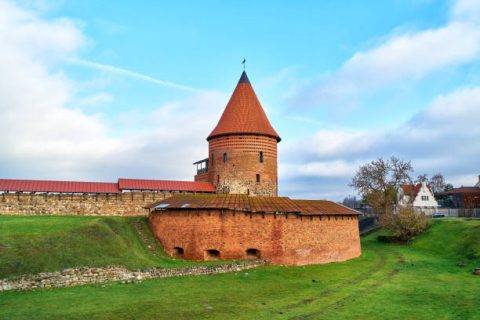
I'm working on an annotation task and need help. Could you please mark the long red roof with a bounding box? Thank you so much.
[0,179,120,194]
[118,178,216,192]
[0,178,216,193]
[207,71,281,142]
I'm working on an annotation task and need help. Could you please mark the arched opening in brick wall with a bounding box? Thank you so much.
[205,249,220,260]
[246,248,261,259]
[173,247,184,258]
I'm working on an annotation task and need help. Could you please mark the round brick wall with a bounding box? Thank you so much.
[149,210,362,266]
[208,135,278,196]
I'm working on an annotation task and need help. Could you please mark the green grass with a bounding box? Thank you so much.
[0,215,225,279]
[413,219,480,260]
[0,218,479,319]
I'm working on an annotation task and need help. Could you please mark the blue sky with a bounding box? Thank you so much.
[1,0,479,200]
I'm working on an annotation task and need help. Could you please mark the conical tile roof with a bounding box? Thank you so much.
[207,71,281,142]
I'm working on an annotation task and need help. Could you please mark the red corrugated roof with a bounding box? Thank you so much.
[118,178,216,192]
[291,200,361,215]
[207,71,281,142]
[146,194,360,216]
[0,179,120,194]
[437,187,480,195]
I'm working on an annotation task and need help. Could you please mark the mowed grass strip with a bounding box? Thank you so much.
[0,219,479,320]
[0,215,224,279]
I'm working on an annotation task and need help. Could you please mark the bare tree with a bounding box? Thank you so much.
[416,174,428,183]
[429,173,445,194]
[342,195,361,209]
[350,156,413,214]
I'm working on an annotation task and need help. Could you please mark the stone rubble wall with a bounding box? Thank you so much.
[0,260,265,292]
[0,191,199,216]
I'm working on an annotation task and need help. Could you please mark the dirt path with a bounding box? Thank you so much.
[131,218,161,258]
[286,248,405,320]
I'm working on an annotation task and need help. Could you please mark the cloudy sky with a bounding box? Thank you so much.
[1,0,479,200]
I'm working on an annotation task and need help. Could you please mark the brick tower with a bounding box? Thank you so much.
[194,71,281,196]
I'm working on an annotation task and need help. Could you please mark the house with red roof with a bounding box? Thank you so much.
[397,182,439,211]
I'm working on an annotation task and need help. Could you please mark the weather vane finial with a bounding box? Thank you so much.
[242,58,246,71]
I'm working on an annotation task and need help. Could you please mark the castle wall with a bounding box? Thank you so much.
[149,209,361,266]
[0,192,181,216]
[208,135,278,196]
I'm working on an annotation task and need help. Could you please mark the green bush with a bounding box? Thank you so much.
[379,207,431,242]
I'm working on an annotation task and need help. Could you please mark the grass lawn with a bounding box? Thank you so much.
[0,215,226,279]
[0,218,479,319]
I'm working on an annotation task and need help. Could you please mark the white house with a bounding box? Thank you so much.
[397,182,438,210]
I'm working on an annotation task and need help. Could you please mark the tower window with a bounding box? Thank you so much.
[217,175,220,184]
[256,174,260,183]
[211,153,214,166]
[259,151,264,163]
[223,153,227,163]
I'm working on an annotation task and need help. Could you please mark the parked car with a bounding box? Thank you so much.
[432,212,445,218]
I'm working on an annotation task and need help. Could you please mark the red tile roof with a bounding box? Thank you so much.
[400,183,435,197]
[118,178,216,192]
[146,194,360,216]
[207,71,281,142]
[400,184,422,197]
[0,179,120,194]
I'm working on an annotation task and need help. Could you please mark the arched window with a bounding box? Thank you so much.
[259,151,264,163]
[246,248,261,259]
[205,249,220,260]
[223,153,228,163]
[173,247,184,258]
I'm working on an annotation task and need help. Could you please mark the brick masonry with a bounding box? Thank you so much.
[0,191,191,216]
[149,209,361,266]
[205,135,278,196]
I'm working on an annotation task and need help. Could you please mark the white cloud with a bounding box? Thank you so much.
[67,58,205,93]
[293,0,480,106]
[281,160,358,179]
[77,93,113,107]
[0,0,225,182]
[282,85,480,199]
[412,87,480,128]
[451,0,480,21]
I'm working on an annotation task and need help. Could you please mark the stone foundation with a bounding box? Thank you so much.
[0,260,265,292]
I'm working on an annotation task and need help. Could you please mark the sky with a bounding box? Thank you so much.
[1,0,479,200]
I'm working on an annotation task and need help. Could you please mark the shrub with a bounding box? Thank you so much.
[379,207,431,242]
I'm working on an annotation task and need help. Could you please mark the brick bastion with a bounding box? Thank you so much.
[147,194,361,266]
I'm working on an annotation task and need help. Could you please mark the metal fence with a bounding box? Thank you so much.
[414,207,480,218]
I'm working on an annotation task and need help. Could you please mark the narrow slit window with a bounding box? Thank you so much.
[223,153,227,163]
[259,151,264,163]
[211,154,214,166]
[256,174,260,183]
[217,175,220,184]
